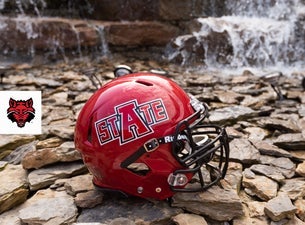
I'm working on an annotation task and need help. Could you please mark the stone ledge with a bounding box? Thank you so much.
[0,17,179,55]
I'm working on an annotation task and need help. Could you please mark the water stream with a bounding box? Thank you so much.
[166,0,305,74]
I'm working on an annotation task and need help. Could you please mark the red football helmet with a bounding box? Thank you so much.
[74,72,229,200]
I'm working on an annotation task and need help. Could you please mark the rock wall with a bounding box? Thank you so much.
[0,0,226,63]
[0,16,179,62]
[0,0,225,20]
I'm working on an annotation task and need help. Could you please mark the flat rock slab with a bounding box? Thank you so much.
[19,188,78,225]
[171,186,243,221]
[264,194,297,221]
[28,161,87,191]
[77,195,182,224]
[0,164,28,213]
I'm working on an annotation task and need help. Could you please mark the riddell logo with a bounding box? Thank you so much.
[95,98,169,146]
[7,98,35,128]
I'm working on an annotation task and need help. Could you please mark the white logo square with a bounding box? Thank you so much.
[0,91,42,134]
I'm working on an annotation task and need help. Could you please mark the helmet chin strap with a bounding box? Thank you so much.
[120,134,188,169]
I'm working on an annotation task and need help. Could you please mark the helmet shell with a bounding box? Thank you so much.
[74,73,195,199]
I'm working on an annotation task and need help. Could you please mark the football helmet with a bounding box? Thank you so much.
[74,72,229,200]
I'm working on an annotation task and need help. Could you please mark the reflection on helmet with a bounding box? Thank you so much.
[74,72,230,200]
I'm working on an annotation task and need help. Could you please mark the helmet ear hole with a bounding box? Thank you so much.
[127,163,150,176]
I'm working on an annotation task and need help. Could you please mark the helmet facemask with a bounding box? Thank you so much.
[169,98,230,192]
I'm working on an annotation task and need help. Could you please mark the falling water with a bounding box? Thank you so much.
[0,0,103,63]
[0,0,47,16]
[95,25,111,58]
[166,0,305,72]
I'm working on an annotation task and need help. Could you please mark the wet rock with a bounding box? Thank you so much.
[290,150,305,161]
[87,0,159,21]
[77,196,183,224]
[252,141,292,158]
[209,105,257,125]
[73,224,105,225]
[48,123,75,140]
[264,194,297,222]
[4,141,37,165]
[171,186,244,221]
[278,178,305,200]
[108,218,136,225]
[0,161,7,169]
[226,127,244,140]
[221,162,243,192]
[244,126,270,141]
[0,164,28,213]
[287,90,305,103]
[43,106,75,125]
[259,155,296,178]
[0,149,11,161]
[274,133,305,150]
[107,21,179,46]
[36,137,63,149]
[247,201,267,218]
[0,16,179,60]
[296,161,305,177]
[229,138,261,164]
[214,90,245,104]
[249,164,285,182]
[74,92,95,104]
[0,207,22,225]
[31,77,63,88]
[294,198,305,221]
[22,141,81,169]
[186,74,221,87]
[56,70,84,82]
[0,17,100,53]
[44,91,71,107]
[257,117,300,133]
[65,79,93,92]
[165,35,206,66]
[18,188,78,225]
[241,92,275,109]
[28,162,87,191]
[159,0,193,21]
[231,75,258,85]
[60,174,94,196]
[299,104,305,116]
[232,201,269,225]
[242,173,278,201]
[167,25,234,66]
[51,173,91,190]
[0,135,36,160]
[172,213,208,225]
[75,189,104,209]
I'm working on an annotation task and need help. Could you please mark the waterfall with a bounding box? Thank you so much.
[0,0,100,63]
[166,0,305,72]
[95,25,111,58]
[0,0,47,16]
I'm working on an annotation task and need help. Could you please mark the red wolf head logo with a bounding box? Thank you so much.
[7,98,35,128]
